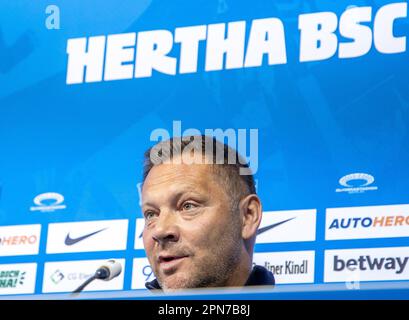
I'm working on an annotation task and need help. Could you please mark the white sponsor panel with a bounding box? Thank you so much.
[0,263,37,295]
[0,224,41,256]
[134,218,145,250]
[132,258,155,289]
[253,251,315,284]
[324,247,409,283]
[46,219,128,253]
[43,259,125,293]
[326,204,409,240]
[256,209,316,244]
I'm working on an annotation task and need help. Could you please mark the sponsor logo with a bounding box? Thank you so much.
[335,173,378,194]
[256,217,295,236]
[134,218,145,250]
[132,258,155,290]
[46,220,128,254]
[262,260,309,275]
[326,204,409,240]
[0,263,37,295]
[0,270,26,288]
[256,209,316,244]
[0,235,38,246]
[50,270,65,284]
[43,259,125,293]
[64,228,107,246]
[253,251,315,284]
[324,247,409,282]
[328,216,409,229]
[333,255,407,274]
[50,269,92,283]
[30,192,67,212]
[0,225,41,256]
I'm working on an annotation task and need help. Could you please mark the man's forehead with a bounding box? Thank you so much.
[142,163,215,197]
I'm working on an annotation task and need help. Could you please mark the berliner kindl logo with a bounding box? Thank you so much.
[336,173,378,194]
[30,192,67,212]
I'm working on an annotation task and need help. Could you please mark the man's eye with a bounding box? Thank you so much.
[144,211,157,220]
[182,202,197,211]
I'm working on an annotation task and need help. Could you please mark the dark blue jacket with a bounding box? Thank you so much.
[145,265,275,290]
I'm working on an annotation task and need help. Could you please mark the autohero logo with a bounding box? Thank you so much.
[0,225,41,256]
[326,204,409,240]
[325,247,409,282]
[0,235,38,246]
[0,270,26,289]
[335,173,378,194]
[30,192,67,212]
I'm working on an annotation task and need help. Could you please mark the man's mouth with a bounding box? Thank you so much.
[158,255,189,273]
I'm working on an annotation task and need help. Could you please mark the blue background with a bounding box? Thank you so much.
[0,0,408,296]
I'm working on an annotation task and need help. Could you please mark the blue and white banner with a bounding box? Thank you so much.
[0,0,408,296]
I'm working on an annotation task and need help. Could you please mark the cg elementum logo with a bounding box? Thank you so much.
[0,270,26,288]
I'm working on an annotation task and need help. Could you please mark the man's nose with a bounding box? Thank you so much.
[151,211,179,244]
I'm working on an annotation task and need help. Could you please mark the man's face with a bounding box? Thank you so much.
[142,162,243,291]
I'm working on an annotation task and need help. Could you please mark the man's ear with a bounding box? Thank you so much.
[239,194,262,240]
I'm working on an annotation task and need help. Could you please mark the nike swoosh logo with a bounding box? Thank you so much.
[256,217,296,236]
[64,228,107,246]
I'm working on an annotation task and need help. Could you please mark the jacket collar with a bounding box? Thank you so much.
[145,265,275,291]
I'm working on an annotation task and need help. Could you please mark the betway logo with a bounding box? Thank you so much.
[324,247,409,282]
[334,255,408,274]
[326,204,409,240]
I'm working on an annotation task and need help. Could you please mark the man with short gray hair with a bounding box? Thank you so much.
[141,135,275,291]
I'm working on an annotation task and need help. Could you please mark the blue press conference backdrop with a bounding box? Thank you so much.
[0,0,408,297]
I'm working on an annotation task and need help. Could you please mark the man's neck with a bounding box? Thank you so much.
[224,255,252,287]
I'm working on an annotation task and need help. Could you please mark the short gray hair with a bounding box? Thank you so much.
[142,135,256,209]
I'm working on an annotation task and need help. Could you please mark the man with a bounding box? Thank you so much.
[141,135,274,291]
